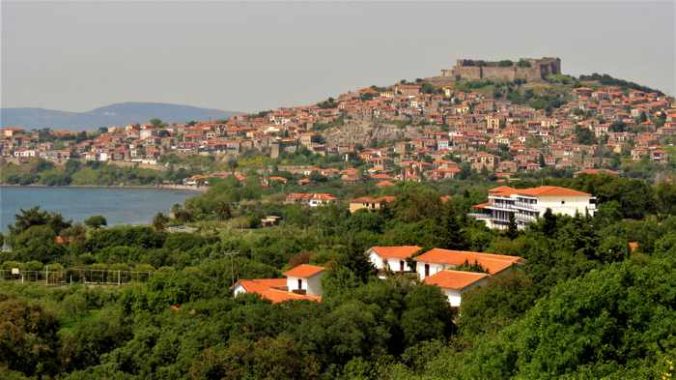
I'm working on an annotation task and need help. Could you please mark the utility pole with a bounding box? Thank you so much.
[222,251,239,285]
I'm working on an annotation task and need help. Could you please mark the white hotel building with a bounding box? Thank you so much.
[470,186,597,230]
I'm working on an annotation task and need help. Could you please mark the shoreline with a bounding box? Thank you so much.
[0,183,208,193]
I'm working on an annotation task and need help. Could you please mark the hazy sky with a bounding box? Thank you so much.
[2,1,674,113]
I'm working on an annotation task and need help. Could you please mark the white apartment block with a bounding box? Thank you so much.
[470,185,597,230]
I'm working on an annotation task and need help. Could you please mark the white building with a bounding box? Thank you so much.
[423,270,490,307]
[413,248,524,307]
[231,264,325,303]
[470,185,597,230]
[283,264,325,296]
[13,149,36,158]
[285,193,338,208]
[366,246,422,278]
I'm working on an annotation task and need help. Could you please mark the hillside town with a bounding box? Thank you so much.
[2,58,674,187]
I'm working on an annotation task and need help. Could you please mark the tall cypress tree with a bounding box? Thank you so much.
[440,203,468,250]
[542,208,557,236]
[506,212,519,240]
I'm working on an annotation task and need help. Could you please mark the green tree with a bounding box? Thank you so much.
[400,285,455,346]
[226,156,238,173]
[84,215,108,229]
[8,207,71,236]
[574,126,596,145]
[215,201,233,220]
[505,213,519,240]
[152,212,169,231]
[541,208,557,236]
[0,297,60,376]
[149,118,165,128]
[438,204,468,250]
[10,225,64,262]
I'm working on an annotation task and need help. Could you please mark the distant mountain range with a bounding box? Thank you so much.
[0,102,240,130]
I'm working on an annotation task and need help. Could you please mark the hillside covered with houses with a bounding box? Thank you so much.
[2,58,674,187]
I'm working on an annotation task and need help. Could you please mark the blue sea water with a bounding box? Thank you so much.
[0,186,197,232]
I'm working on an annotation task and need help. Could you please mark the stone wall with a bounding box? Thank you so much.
[481,66,517,82]
[448,66,482,81]
[444,57,561,82]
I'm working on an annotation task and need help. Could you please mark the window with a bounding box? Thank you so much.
[297,279,302,290]
[400,260,405,272]
[424,264,430,277]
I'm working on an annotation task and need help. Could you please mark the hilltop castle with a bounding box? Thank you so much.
[441,57,561,82]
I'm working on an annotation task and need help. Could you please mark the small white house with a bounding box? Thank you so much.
[367,246,422,278]
[230,264,326,303]
[283,264,325,296]
[413,248,524,307]
[423,270,490,307]
[415,248,522,280]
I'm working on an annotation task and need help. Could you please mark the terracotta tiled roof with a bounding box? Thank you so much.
[376,180,395,188]
[369,246,422,259]
[286,192,336,201]
[283,264,325,278]
[415,248,523,275]
[628,241,639,252]
[488,186,518,196]
[232,278,321,304]
[423,270,489,290]
[312,193,337,201]
[257,289,321,304]
[351,195,396,204]
[515,186,589,197]
[489,185,590,198]
[234,278,286,293]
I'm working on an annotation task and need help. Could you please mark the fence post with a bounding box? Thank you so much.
[45,265,49,285]
[118,270,121,285]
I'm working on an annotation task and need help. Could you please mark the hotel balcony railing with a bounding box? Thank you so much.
[513,201,538,211]
[486,202,516,212]
[468,213,492,221]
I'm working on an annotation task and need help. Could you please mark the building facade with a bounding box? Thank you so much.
[470,185,597,230]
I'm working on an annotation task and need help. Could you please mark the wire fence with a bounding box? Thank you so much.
[0,268,153,286]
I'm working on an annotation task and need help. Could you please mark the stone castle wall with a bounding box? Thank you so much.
[481,66,518,82]
[444,58,561,82]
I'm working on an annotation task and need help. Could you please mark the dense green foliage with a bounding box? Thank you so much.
[579,73,664,95]
[1,159,168,186]
[1,175,674,379]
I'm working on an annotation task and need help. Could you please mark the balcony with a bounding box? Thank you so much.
[468,213,492,221]
[485,202,516,212]
[514,201,538,211]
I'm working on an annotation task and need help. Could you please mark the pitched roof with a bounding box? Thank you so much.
[232,278,321,304]
[489,185,591,198]
[488,186,518,196]
[351,195,396,203]
[283,264,325,278]
[369,245,422,259]
[233,278,286,293]
[257,289,321,304]
[414,248,523,275]
[515,186,590,197]
[423,270,489,290]
[286,192,337,201]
